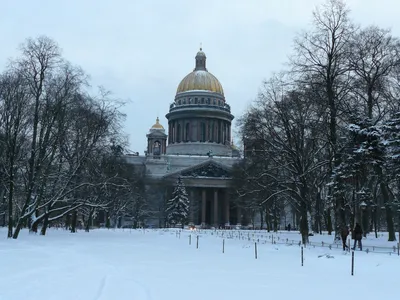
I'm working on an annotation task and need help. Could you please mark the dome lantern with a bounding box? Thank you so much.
[195,47,207,71]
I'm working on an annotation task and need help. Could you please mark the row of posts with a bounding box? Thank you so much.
[184,233,361,276]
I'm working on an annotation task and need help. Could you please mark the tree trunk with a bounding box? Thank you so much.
[7,176,14,238]
[85,208,94,232]
[373,209,378,239]
[106,212,110,229]
[65,214,71,230]
[70,211,77,233]
[326,209,333,235]
[40,213,50,235]
[265,210,271,233]
[259,207,264,230]
[300,201,309,245]
[30,220,39,233]
[376,166,396,241]
[314,192,320,234]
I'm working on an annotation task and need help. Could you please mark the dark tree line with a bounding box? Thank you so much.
[234,0,400,243]
[0,36,147,238]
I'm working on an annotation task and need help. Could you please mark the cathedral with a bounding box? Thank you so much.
[125,48,243,228]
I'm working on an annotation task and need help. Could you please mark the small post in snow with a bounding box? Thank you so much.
[301,246,304,266]
[351,251,355,276]
[189,234,191,245]
[222,239,225,254]
[196,235,199,249]
[254,242,258,259]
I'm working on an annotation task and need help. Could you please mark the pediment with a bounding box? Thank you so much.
[165,160,231,179]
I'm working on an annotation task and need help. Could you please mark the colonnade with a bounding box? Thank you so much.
[168,118,231,144]
[187,188,241,227]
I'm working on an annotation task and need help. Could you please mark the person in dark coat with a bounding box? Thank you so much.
[352,223,363,251]
[341,225,349,251]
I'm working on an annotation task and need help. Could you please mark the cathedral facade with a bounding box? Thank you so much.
[125,48,242,228]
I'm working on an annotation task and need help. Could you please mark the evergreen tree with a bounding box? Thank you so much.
[382,112,400,225]
[166,177,189,228]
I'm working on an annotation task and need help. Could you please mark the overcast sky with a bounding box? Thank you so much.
[1,0,399,153]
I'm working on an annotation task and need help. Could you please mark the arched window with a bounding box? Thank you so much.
[185,123,190,142]
[153,141,161,156]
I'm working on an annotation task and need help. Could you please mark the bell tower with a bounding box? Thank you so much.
[146,117,167,159]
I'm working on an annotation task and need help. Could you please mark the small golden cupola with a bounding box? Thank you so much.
[147,117,167,158]
[151,117,164,130]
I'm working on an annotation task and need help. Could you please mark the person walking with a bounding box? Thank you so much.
[341,225,349,251]
[352,223,363,251]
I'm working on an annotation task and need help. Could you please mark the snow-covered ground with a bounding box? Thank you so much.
[0,228,399,300]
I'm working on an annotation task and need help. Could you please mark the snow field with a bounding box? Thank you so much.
[0,228,399,300]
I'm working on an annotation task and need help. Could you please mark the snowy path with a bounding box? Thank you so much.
[0,229,399,300]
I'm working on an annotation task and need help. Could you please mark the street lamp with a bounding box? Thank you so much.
[371,203,378,239]
[359,201,367,210]
[360,201,367,237]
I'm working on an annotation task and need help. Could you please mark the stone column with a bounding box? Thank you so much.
[214,189,218,227]
[222,122,226,144]
[189,189,195,225]
[201,189,206,227]
[168,123,171,143]
[224,190,230,225]
[205,119,209,141]
[172,122,175,143]
[197,120,201,141]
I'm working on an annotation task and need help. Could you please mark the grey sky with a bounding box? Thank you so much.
[1,0,399,153]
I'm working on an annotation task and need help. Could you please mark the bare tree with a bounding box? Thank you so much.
[0,72,30,238]
[10,37,64,238]
[291,0,354,239]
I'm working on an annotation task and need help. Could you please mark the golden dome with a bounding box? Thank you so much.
[176,48,224,96]
[177,70,224,95]
[151,117,164,129]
